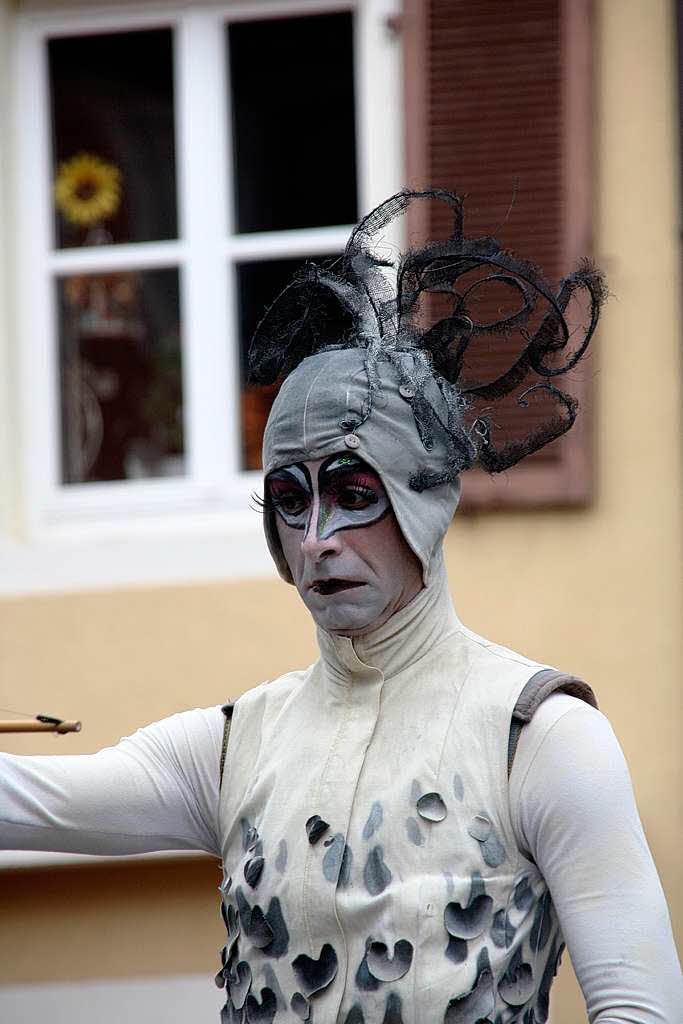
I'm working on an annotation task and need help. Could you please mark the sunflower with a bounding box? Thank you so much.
[54,152,122,227]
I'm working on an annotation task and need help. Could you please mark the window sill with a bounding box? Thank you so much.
[0,506,276,597]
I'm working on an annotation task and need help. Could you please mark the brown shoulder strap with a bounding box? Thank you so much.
[507,669,598,777]
[219,701,235,791]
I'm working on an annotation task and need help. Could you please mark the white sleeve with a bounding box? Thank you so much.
[0,705,225,857]
[510,694,682,1023]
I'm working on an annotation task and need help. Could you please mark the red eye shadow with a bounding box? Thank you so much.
[331,471,383,491]
[268,479,298,497]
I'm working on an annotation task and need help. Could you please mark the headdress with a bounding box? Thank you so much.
[250,189,606,582]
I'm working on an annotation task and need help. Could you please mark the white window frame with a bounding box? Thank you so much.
[3,0,402,594]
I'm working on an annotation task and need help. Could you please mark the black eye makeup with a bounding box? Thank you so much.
[316,455,389,538]
[266,455,390,539]
[266,464,312,530]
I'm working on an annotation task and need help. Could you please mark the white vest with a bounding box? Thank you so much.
[217,573,583,1023]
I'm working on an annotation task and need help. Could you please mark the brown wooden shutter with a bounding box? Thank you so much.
[403,0,595,509]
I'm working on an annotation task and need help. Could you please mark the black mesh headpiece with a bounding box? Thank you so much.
[249,189,606,491]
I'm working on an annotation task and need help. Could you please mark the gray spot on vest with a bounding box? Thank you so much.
[363,845,392,896]
[220,899,240,951]
[416,791,447,822]
[536,936,565,1023]
[477,944,491,970]
[323,833,353,888]
[215,948,228,989]
[306,814,329,845]
[262,965,286,1012]
[498,946,535,1007]
[467,814,491,842]
[443,948,494,1024]
[468,816,506,867]
[292,942,339,997]
[290,992,310,1020]
[244,856,264,889]
[236,885,286,959]
[356,964,379,995]
[245,823,261,853]
[452,772,464,801]
[221,996,244,1023]
[245,986,276,1023]
[469,872,486,901]
[235,886,252,932]
[355,942,381,991]
[382,992,404,1024]
[275,838,288,874]
[445,935,467,963]
[362,801,383,840]
[481,830,506,868]
[491,908,516,949]
[366,939,414,982]
[444,893,494,939]
[247,904,274,948]
[513,875,534,911]
[410,778,422,802]
[405,817,424,846]
[344,1006,365,1024]
[263,896,290,958]
[240,818,254,851]
[226,960,252,1010]
[530,891,552,951]
[443,870,455,897]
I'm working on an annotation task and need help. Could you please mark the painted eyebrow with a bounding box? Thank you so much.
[322,454,379,477]
[267,464,312,489]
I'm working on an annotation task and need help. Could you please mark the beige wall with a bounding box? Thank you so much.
[0,0,19,539]
[1,1,681,1021]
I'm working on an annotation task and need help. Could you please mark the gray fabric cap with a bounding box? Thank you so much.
[262,347,461,585]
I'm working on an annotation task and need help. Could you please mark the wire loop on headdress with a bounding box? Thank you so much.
[248,189,606,486]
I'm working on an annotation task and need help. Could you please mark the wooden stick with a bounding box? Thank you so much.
[0,719,81,735]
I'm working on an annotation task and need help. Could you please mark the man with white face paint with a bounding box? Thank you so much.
[211,191,679,1021]
[0,191,680,1022]
[269,454,422,636]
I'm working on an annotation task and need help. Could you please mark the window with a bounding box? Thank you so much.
[49,28,183,485]
[8,1,402,591]
[228,11,358,469]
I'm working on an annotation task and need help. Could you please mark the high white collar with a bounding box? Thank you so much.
[316,549,460,689]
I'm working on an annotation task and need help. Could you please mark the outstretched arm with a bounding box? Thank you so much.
[0,705,224,858]
[511,694,682,1023]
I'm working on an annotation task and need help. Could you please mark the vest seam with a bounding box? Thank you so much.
[301,666,355,967]
[412,661,471,1023]
[457,626,544,671]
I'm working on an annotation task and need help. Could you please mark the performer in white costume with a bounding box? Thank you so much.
[1,192,681,1022]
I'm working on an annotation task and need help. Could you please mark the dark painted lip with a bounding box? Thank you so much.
[309,579,365,595]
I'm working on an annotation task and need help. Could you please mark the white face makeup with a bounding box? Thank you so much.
[268,454,423,636]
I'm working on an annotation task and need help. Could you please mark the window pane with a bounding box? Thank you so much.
[57,268,184,483]
[48,29,177,249]
[228,13,357,234]
[237,255,343,469]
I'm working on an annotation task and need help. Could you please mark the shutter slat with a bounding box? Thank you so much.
[426,0,567,466]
